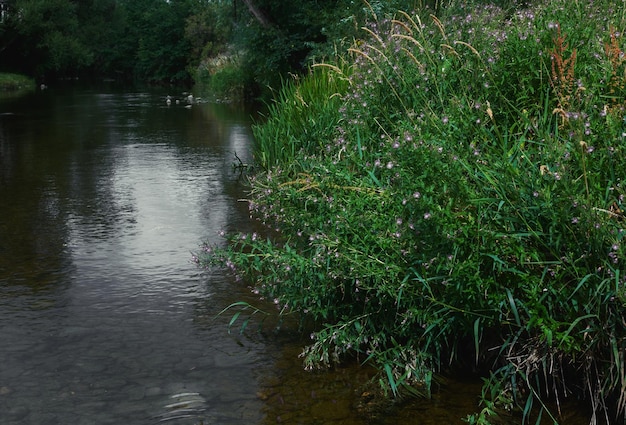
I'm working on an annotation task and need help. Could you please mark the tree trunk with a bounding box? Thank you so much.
[240,0,272,28]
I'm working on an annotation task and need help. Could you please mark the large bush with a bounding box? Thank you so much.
[198,0,626,423]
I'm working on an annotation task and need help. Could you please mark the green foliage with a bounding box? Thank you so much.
[0,73,35,91]
[75,0,129,78]
[195,54,249,101]
[233,0,325,88]
[199,0,626,422]
[252,63,349,169]
[232,0,418,95]
[0,0,450,89]
[129,0,196,84]
[0,0,92,77]
[184,0,232,64]
[0,0,207,84]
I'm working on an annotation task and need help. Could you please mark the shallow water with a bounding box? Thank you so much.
[0,87,590,425]
[0,87,270,425]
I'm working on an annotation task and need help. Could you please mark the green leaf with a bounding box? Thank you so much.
[505,288,521,328]
[367,170,382,188]
[559,314,596,346]
[384,363,399,397]
[474,318,481,366]
[228,311,242,333]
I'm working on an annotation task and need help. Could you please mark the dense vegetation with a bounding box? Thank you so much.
[0,0,207,85]
[197,0,626,423]
[0,0,413,96]
[0,72,34,91]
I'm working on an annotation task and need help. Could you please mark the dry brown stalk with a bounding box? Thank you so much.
[391,19,412,35]
[279,174,383,195]
[430,14,447,40]
[604,25,626,107]
[454,40,481,58]
[401,48,422,68]
[362,0,377,21]
[549,24,578,112]
[361,26,385,47]
[441,44,459,58]
[604,25,625,69]
[311,63,344,75]
[397,10,421,34]
[392,33,424,50]
[348,48,376,65]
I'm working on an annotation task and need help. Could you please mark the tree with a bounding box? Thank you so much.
[1,0,201,84]
[184,0,232,64]
[121,0,196,85]
[240,0,271,28]
[74,0,128,79]
[0,0,92,79]
[229,0,426,95]
[232,0,333,90]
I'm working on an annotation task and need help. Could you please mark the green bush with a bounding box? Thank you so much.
[198,0,626,423]
[0,73,35,92]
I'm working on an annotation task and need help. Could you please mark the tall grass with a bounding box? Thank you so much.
[252,63,349,170]
[198,1,626,423]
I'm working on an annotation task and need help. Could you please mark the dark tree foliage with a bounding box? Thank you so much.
[122,0,196,85]
[185,0,232,64]
[234,0,345,90]
[0,0,198,84]
[0,0,422,88]
[234,0,422,94]
[0,0,92,79]
[74,0,128,80]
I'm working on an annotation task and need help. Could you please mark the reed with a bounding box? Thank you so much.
[252,63,349,170]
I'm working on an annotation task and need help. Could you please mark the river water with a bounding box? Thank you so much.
[0,87,589,425]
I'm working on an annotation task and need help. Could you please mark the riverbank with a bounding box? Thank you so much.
[199,0,626,424]
[0,73,35,93]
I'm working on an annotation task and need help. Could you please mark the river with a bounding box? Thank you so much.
[0,86,590,425]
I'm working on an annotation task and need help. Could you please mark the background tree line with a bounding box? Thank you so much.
[0,0,421,96]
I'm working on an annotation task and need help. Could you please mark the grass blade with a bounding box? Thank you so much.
[506,288,521,327]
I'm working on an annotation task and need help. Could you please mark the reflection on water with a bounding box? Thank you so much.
[0,87,266,425]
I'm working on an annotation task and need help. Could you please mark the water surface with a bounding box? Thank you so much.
[0,87,269,425]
